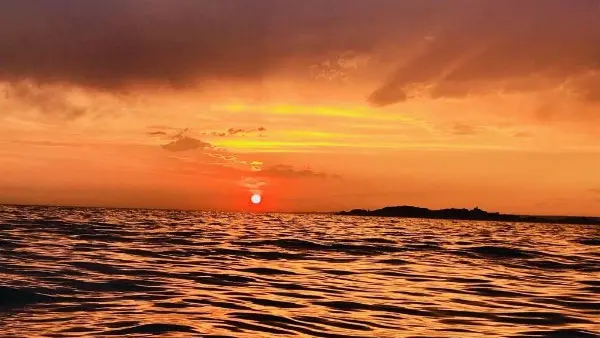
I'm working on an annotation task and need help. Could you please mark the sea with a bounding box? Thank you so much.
[0,205,598,338]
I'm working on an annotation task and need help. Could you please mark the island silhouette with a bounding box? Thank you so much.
[338,206,600,226]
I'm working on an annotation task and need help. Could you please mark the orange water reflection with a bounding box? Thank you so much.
[0,206,598,337]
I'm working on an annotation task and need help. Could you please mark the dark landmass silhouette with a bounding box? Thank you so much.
[338,206,600,225]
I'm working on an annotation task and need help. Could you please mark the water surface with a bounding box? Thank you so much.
[1,205,598,337]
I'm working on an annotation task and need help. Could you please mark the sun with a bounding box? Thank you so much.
[250,193,262,205]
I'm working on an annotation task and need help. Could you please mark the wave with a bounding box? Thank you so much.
[576,238,600,246]
[1,206,598,337]
[465,245,537,259]
[240,238,404,255]
[0,286,56,309]
[102,323,197,335]
[512,328,599,338]
[240,267,296,275]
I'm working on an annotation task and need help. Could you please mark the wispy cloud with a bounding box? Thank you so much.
[162,136,212,152]
[259,164,338,179]
[238,163,339,196]
[240,177,266,194]
[514,131,533,138]
[250,161,263,172]
[202,127,267,137]
[147,131,167,136]
[10,140,83,148]
[152,126,270,155]
[2,81,87,120]
[451,123,477,136]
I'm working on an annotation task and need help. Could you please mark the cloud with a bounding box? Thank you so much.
[0,1,422,89]
[310,51,371,82]
[368,87,408,107]
[2,1,598,114]
[2,81,87,119]
[10,140,82,148]
[366,1,600,106]
[250,161,263,172]
[451,123,477,136]
[228,128,245,135]
[153,127,267,140]
[240,177,266,193]
[148,127,191,141]
[161,136,212,152]
[590,188,600,195]
[259,164,337,179]
[201,127,267,137]
[514,131,533,138]
[208,132,228,137]
[572,72,600,103]
[227,127,266,136]
[239,163,339,195]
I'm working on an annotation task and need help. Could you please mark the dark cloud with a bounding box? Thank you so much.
[162,136,212,152]
[366,1,600,106]
[228,128,245,135]
[1,1,598,108]
[202,127,267,137]
[148,128,190,140]
[368,86,408,107]
[590,188,600,195]
[259,164,338,179]
[0,0,429,89]
[227,127,266,136]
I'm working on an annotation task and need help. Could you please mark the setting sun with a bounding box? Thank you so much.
[250,194,262,205]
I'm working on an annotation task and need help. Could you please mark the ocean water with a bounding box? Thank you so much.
[0,205,598,338]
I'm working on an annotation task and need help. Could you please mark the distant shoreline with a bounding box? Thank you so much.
[337,206,600,226]
[2,203,599,225]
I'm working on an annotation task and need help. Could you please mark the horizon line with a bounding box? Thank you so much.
[2,202,599,219]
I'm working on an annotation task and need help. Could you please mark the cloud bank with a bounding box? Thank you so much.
[1,1,598,107]
[0,0,418,88]
[367,1,600,106]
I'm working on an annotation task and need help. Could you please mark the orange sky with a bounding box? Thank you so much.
[1,1,600,215]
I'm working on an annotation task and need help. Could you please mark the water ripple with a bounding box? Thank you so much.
[0,205,598,337]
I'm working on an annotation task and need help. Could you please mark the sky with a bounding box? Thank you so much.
[1,0,600,215]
